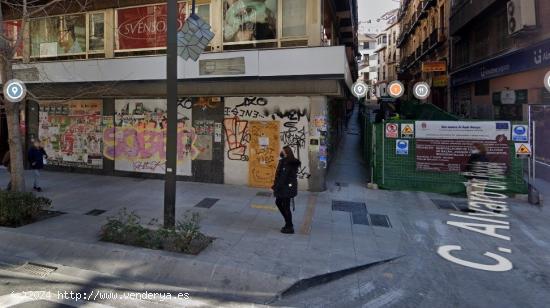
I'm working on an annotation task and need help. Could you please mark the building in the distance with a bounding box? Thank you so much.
[449,0,550,120]
[358,33,378,98]
[397,0,450,110]
[374,22,400,99]
[1,0,358,192]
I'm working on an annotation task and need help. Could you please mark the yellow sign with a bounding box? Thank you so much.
[514,143,532,156]
[422,61,447,72]
[433,75,448,87]
[401,124,414,138]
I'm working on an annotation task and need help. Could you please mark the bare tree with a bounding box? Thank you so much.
[0,0,90,191]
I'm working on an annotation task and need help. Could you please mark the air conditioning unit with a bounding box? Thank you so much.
[507,0,537,35]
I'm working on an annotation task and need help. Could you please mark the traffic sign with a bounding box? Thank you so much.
[512,125,528,142]
[3,79,26,103]
[514,143,531,157]
[352,81,368,98]
[413,82,430,100]
[388,81,404,98]
[396,139,409,155]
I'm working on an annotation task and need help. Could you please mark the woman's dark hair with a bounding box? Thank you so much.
[282,146,295,160]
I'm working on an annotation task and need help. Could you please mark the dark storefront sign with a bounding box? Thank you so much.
[452,38,550,87]
[492,90,528,121]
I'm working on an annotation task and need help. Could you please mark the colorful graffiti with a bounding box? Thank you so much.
[224,117,250,161]
[38,100,103,168]
[223,97,310,188]
[110,99,195,175]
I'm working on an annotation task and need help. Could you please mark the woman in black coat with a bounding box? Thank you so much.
[272,146,301,234]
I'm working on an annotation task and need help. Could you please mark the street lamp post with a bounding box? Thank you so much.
[164,0,178,229]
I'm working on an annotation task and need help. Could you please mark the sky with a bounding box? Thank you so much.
[358,0,401,34]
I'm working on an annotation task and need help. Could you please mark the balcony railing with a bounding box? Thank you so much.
[396,0,437,48]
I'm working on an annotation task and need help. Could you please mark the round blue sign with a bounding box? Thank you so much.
[398,141,407,149]
[514,126,526,135]
[3,79,26,103]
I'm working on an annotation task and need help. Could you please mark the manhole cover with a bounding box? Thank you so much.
[85,209,106,216]
[194,198,219,209]
[256,191,272,197]
[369,214,392,228]
[15,263,57,277]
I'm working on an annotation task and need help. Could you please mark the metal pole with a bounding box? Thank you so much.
[532,120,536,182]
[527,105,532,186]
[382,120,385,186]
[164,0,178,229]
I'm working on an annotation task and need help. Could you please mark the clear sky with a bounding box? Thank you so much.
[358,0,400,34]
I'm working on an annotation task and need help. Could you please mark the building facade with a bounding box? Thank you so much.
[374,22,400,99]
[397,0,449,109]
[449,0,550,121]
[1,0,358,192]
[357,33,378,98]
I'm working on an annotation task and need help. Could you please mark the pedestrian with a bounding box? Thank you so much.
[272,146,301,234]
[465,143,489,198]
[2,150,11,191]
[28,141,48,192]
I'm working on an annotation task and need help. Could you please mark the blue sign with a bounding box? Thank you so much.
[512,125,528,142]
[452,38,550,87]
[396,139,409,155]
[3,79,26,103]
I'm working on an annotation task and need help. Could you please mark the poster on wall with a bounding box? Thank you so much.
[30,14,86,57]
[107,99,195,175]
[415,121,510,172]
[116,3,187,50]
[39,100,103,168]
[194,120,214,161]
[415,121,511,140]
[223,0,277,43]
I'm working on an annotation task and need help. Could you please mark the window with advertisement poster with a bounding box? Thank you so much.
[2,20,23,58]
[115,2,188,51]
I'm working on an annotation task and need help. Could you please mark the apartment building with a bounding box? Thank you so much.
[1,0,358,191]
[449,0,550,120]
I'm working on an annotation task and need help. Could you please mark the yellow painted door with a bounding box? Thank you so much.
[248,121,280,188]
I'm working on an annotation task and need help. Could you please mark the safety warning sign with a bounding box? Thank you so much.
[514,143,532,157]
[386,123,399,138]
[401,124,414,138]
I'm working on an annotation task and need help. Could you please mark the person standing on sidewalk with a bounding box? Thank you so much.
[28,141,48,192]
[272,146,301,234]
[2,150,11,191]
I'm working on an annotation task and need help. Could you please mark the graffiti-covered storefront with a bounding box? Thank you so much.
[32,96,332,191]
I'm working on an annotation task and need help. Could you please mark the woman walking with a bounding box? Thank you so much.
[272,146,301,234]
[28,141,48,192]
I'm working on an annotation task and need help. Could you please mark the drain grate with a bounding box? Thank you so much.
[369,214,392,228]
[194,198,219,209]
[332,200,369,225]
[256,191,272,197]
[85,209,106,216]
[15,263,57,277]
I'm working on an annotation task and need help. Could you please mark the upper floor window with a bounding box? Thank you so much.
[30,14,87,57]
[116,2,187,51]
[223,0,277,43]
